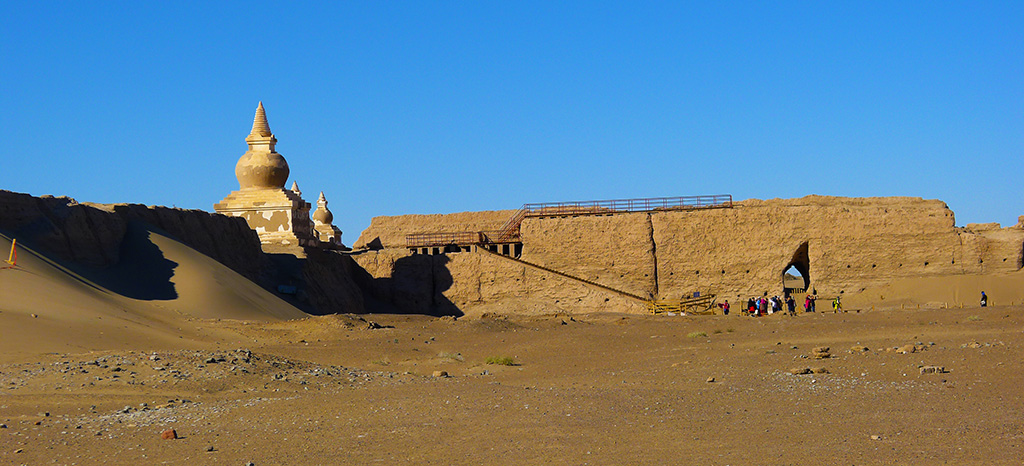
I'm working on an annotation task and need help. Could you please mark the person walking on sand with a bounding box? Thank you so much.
[980,291,988,307]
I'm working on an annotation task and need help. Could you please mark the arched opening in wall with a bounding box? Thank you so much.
[782,241,810,294]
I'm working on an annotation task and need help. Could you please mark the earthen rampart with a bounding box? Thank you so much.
[353,195,1024,315]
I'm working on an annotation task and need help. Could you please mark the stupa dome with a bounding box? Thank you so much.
[312,191,334,224]
[235,102,290,189]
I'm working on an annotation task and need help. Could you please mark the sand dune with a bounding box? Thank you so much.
[0,229,304,359]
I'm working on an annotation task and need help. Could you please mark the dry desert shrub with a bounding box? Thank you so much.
[687,331,708,338]
[485,356,516,366]
[438,352,465,362]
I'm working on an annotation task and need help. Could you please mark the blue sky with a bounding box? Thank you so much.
[2,2,1021,239]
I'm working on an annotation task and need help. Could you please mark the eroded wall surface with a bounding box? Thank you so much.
[354,196,1024,314]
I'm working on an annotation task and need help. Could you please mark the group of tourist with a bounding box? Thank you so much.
[746,295,797,316]
[715,290,991,316]
[717,292,823,317]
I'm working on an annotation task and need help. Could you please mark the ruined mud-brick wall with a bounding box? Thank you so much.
[652,196,1023,299]
[351,248,645,316]
[353,195,1023,314]
[353,210,517,248]
[0,190,364,315]
[0,190,265,275]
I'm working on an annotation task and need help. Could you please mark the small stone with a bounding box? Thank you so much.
[31,314,38,318]
[432,371,448,378]
[789,368,812,375]
[812,367,829,374]
[0,424,7,428]
[14,448,23,453]
[896,344,916,354]
[811,346,830,354]
[206,446,216,452]
[706,377,715,383]
[813,352,831,359]
[850,345,870,353]
[161,429,178,440]
[870,435,882,440]
[919,365,947,374]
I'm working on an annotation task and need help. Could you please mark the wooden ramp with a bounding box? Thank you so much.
[647,295,718,315]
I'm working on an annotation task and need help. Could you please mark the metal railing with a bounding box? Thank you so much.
[524,195,733,217]
[405,231,482,248]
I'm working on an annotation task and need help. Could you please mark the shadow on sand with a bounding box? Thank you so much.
[65,222,179,300]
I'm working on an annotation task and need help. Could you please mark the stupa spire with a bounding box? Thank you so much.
[245,101,277,152]
[250,101,273,138]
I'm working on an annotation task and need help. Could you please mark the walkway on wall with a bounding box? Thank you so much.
[477,247,650,303]
[406,194,733,248]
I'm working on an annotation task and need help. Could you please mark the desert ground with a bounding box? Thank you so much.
[2,234,1023,465]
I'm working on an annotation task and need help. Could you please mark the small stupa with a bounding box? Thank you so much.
[214,102,315,253]
[312,191,343,245]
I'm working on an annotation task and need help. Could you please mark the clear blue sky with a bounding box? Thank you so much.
[2,2,1022,240]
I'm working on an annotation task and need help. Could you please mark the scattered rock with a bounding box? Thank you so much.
[812,367,829,374]
[432,371,449,378]
[896,344,917,354]
[31,313,38,318]
[206,446,216,452]
[811,347,831,359]
[870,435,882,441]
[706,377,715,383]
[850,345,870,353]
[789,368,812,375]
[14,448,23,453]
[812,346,830,354]
[161,429,178,440]
[919,365,947,374]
